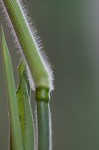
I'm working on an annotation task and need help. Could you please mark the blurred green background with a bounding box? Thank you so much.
[0,0,99,149]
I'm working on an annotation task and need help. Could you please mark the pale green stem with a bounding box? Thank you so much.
[37,102,52,150]
[3,0,51,89]
[36,88,52,150]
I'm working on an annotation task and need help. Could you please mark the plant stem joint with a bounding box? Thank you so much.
[35,87,50,103]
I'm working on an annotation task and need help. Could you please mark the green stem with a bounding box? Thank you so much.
[3,0,51,89]
[36,88,52,150]
[37,102,52,150]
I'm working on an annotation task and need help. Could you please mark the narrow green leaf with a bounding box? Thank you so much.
[16,60,34,150]
[1,27,24,150]
[17,60,31,97]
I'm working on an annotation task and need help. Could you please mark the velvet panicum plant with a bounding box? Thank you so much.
[0,0,54,150]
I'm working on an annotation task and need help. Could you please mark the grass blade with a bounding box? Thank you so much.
[16,60,34,150]
[1,27,24,150]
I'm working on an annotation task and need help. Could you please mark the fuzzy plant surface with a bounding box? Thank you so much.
[0,0,54,150]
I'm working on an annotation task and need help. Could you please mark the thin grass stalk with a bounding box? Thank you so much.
[37,102,52,150]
